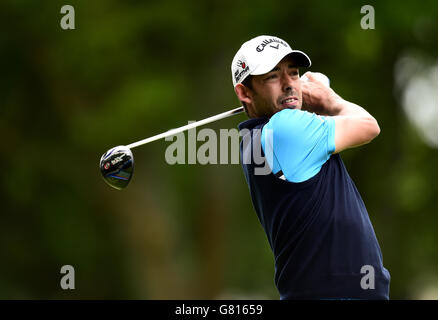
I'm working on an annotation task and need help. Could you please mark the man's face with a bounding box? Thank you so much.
[248,55,302,117]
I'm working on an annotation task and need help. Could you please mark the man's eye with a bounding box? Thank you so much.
[266,74,277,80]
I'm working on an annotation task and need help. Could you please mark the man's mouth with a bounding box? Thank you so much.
[280,96,299,108]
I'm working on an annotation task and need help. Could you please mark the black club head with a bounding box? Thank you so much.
[100,145,134,190]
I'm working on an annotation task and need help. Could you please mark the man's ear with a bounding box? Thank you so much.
[234,84,252,105]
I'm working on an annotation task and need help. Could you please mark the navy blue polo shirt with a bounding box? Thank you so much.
[238,109,390,299]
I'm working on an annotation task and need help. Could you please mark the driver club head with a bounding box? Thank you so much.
[100,145,134,190]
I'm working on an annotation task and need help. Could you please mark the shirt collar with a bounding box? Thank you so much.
[238,116,270,131]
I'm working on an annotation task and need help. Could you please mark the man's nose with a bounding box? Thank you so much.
[281,74,295,92]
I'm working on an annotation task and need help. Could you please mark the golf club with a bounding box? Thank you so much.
[99,72,329,190]
[99,106,245,190]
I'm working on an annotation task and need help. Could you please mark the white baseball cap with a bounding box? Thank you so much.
[231,35,311,87]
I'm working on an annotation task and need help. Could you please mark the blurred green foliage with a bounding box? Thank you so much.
[0,0,437,299]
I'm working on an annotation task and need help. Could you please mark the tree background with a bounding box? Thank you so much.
[1,0,437,299]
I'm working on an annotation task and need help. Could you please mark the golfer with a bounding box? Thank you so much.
[233,35,390,299]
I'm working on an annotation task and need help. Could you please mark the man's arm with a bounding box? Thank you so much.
[301,72,380,154]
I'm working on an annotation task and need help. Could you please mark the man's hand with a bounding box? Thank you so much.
[301,72,380,154]
[301,72,341,116]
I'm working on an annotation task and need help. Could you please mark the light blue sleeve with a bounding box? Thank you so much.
[261,109,336,183]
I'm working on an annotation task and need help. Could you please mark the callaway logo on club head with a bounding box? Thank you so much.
[111,155,124,165]
[104,162,110,170]
[256,38,288,52]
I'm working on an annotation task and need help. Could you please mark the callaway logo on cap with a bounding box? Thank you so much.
[231,35,312,87]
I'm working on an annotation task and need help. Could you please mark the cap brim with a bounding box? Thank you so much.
[288,50,311,68]
[251,50,311,76]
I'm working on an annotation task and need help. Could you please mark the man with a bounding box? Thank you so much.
[232,35,390,299]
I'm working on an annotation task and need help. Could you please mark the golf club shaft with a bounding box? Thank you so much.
[127,106,245,149]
